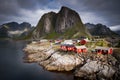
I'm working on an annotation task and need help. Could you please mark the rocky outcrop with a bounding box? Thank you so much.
[32,6,90,39]
[23,41,120,80]
[75,61,115,79]
[40,52,83,71]
[24,42,84,71]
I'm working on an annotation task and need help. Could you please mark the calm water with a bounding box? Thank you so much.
[0,40,74,80]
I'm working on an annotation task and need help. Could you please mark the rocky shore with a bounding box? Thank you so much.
[23,41,120,80]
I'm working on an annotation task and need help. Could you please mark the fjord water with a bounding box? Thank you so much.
[0,40,73,80]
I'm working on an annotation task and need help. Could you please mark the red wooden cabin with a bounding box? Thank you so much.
[60,44,76,52]
[75,46,87,53]
[60,44,68,51]
[95,46,113,55]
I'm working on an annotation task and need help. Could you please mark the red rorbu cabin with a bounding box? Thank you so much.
[60,44,76,52]
[67,45,76,52]
[95,46,113,55]
[75,45,87,53]
[60,44,67,51]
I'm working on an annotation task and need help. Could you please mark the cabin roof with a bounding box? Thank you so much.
[61,44,75,47]
[75,45,87,49]
[95,46,112,50]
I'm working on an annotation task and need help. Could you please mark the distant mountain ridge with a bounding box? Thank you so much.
[110,25,120,35]
[0,22,32,38]
[1,22,31,31]
[32,6,91,39]
[115,31,120,35]
[85,23,119,37]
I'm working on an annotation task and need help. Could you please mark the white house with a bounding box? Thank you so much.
[61,40,73,45]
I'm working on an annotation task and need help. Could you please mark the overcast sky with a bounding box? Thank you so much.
[0,0,120,27]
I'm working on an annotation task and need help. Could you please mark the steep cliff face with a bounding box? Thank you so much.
[55,6,82,32]
[32,12,56,39]
[32,6,90,39]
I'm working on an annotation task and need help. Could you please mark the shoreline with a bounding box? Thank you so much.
[23,41,120,80]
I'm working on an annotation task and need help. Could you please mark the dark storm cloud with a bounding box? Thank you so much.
[0,0,52,15]
[0,0,120,26]
[59,0,120,26]
[16,0,52,10]
[82,0,120,26]
[0,0,19,16]
[17,0,37,10]
[83,0,120,12]
[0,0,54,25]
[0,0,21,24]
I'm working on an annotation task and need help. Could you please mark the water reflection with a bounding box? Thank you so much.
[0,40,74,80]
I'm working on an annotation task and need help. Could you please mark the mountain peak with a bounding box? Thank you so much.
[59,6,79,16]
[32,6,90,39]
[60,6,72,11]
[55,6,82,33]
[3,22,19,26]
[0,22,32,38]
[1,22,32,31]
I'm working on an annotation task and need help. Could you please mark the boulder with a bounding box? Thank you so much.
[40,52,84,71]
[75,61,115,79]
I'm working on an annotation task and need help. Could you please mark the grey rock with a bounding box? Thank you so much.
[32,6,90,39]
[75,61,115,79]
